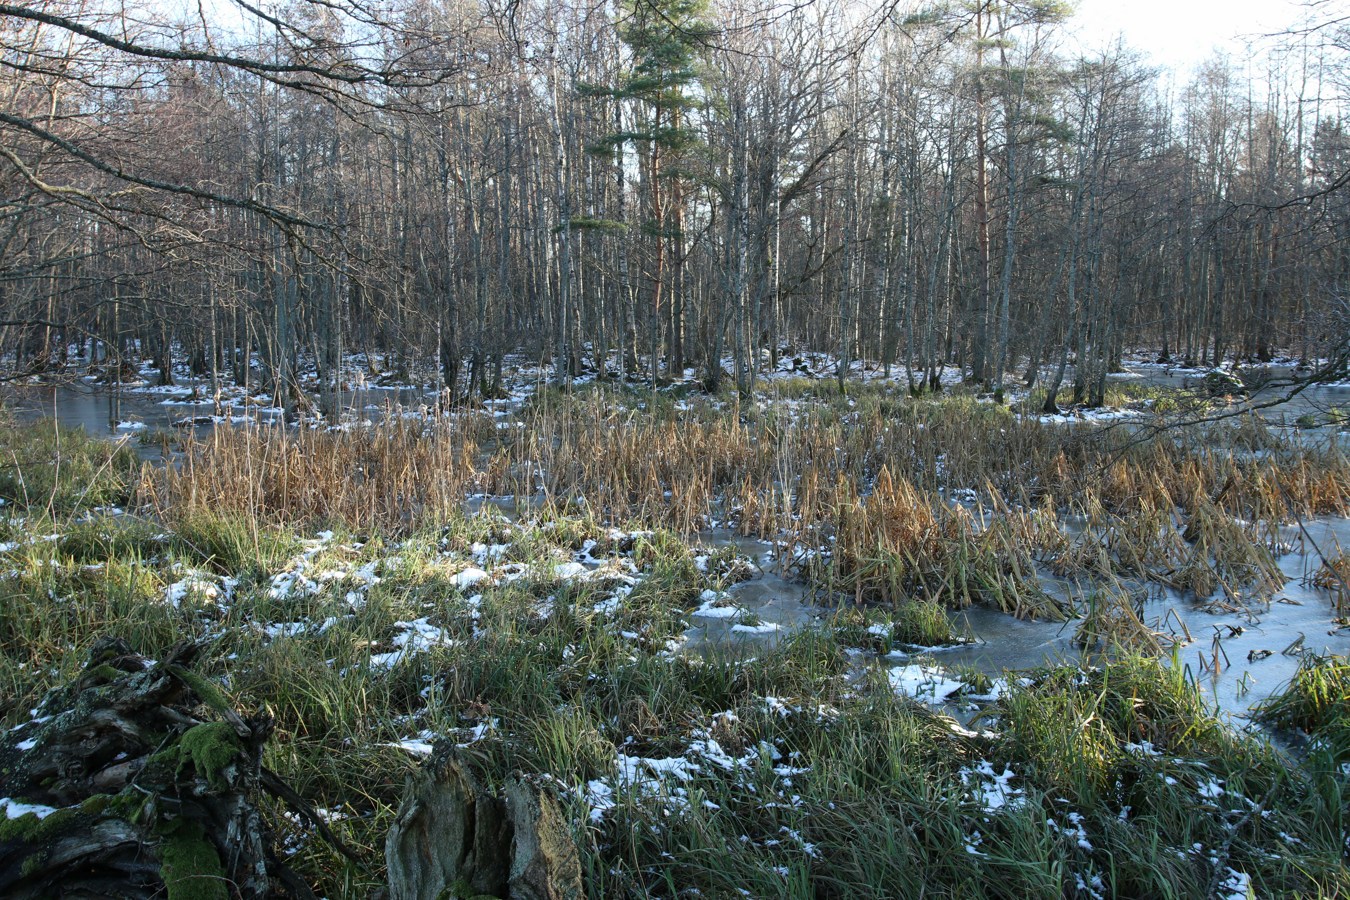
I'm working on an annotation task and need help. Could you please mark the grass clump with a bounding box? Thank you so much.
[1253,654,1350,761]
[829,602,957,652]
[1309,552,1349,608]
[802,467,1066,619]
[169,510,300,578]
[1074,584,1174,655]
[0,421,139,514]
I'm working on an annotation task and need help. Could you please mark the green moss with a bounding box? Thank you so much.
[167,666,231,714]
[175,722,241,791]
[78,793,112,817]
[0,811,44,843]
[19,849,44,877]
[1,797,122,879]
[159,819,228,900]
[446,878,502,900]
[0,805,80,843]
[81,663,125,685]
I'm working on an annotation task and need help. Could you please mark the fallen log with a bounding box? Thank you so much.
[0,636,347,899]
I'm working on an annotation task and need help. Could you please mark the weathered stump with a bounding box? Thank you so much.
[385,747,582,900]
[503,775,583,900]
[0,636,342,899]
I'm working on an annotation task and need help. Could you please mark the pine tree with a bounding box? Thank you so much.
[580,0,714,383]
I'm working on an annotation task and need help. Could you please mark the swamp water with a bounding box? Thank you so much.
[681,520,1349,723]
[0,379,442,437]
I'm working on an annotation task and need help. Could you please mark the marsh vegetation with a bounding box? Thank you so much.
[1,376,1347,898]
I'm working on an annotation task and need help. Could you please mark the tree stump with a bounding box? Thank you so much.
[503,775,583,900]
[385,748,582,900]
[0,636,332,899]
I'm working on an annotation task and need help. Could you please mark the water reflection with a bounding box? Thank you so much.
[0,380,437,436]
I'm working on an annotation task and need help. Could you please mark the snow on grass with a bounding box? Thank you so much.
[583,780,615,822]
[580,709,804,823]
[888,664,967,703]
[259,616,341,640]
[164,577,226,612]
[369,617,456,669]
[392,733,438,757]
[731,620,783,634]
[393,718,499,757]
[961,677,1013,702]
[1197,778,1225,800]
[449,566,490,590]
[470,542,511,565]
[960,761,1026,813]
[692,589,745,619]
[553,561,588,580]
[1048,811,1094,851]
[591,583,633,617]
[1073,872,1107,900]
[265,535,381,605]
[1219,868,1252,900]
[1032,408,1141,425]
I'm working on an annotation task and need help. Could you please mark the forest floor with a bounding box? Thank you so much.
[1,376,1349,898]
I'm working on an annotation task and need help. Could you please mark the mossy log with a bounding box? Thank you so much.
[0,637,346,899]
[385,747,582,900]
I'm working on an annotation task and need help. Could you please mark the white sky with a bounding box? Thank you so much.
[1066,0,1308,74]
[1063,0,1306,74]
[162,0,1321,82]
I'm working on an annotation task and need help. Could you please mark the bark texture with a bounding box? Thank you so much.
[385,747,583,900]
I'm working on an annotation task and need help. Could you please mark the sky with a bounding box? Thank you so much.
[164,0,1322,82]
[1066,0,1308,75]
